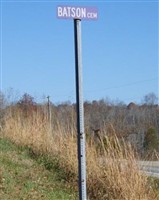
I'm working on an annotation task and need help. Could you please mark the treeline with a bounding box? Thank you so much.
[0,91,159,156]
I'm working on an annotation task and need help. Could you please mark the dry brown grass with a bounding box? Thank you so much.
[86,135,157,200]
[1,108,158,200]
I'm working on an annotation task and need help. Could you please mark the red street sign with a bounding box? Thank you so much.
[57,6,98,20]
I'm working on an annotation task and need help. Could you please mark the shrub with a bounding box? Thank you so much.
[144,127,159,152]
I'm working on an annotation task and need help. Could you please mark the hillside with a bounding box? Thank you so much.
[0,92,159,199]
[0,138,77,200]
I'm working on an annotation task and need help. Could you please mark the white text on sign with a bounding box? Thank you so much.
[57,6,98,20]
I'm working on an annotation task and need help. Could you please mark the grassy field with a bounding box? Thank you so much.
[0,138,77,200]
[1,109,159,199]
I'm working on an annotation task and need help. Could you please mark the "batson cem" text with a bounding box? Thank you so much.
[57,6,98,20]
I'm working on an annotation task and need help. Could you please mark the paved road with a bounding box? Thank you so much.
[138,161,159,178]
[99,158,159,178]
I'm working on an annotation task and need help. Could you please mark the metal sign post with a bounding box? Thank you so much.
[57,6,98,200]
[74,19,86,200]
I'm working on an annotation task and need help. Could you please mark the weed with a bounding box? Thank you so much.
[0,138,78,200]
[1,109,158,199]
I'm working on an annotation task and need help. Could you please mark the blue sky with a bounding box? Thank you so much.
[0,0,158,104]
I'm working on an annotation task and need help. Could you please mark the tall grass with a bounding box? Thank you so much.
[1,108,158,200]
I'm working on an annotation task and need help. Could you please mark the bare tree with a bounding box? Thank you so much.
[143,92,158,105]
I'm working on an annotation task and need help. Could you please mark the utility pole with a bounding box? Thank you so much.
[47,96,52,130]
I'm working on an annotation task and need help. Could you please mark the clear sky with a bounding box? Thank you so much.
[0,0,158,104]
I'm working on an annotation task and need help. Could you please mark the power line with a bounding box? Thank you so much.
[41,78,157,99]
[84,78,158,94]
